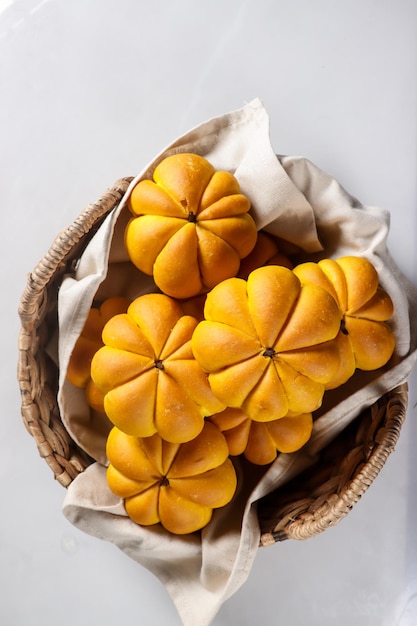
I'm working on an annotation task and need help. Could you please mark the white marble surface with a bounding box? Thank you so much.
[2,0,417,624]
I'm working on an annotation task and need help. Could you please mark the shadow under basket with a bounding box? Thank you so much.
[17,177,409,546]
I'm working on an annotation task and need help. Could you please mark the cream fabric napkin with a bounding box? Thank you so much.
[59,99,417,626]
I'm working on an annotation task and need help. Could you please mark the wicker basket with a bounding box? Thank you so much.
[17,177,409,546]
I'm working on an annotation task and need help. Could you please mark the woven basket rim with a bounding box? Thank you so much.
[18,178,133,485]
[17,177,410,544]
[258,382,408,544]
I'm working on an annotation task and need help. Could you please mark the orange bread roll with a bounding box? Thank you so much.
[293,256,395,387]
[66,296,131,411]
[210,407,313,465]
[238,230,293,279]
[106,421,237,534]
[191,265,341,421]
[91,293,225,443]
[125,153,257,299]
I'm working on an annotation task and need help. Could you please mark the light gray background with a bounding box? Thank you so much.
[1,1,416,624]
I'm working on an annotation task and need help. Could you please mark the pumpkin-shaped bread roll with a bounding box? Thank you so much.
[191,265,341,422]
[238,230,293,279]
[66,296,131,411]
[210,407,313,465]
[106,421,237,535]
[293,256,395,388]
[125,153,257,299]
[91,293,225,443]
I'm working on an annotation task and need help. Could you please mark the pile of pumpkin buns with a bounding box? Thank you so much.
[66,153,395,535]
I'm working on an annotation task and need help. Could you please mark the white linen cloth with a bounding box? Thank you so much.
[58,99,417,626]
